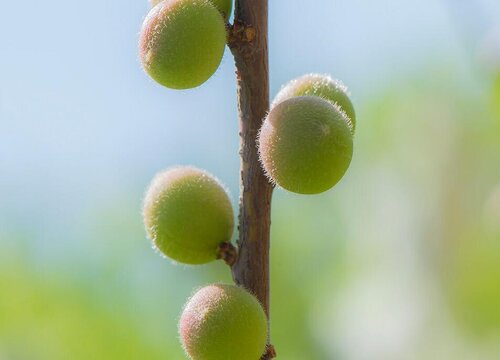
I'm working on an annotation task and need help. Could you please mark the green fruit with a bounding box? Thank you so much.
[210,0,232,19]
[179,284,268,360]
[273,73,356,133]
[139,0,226,89]
[258,96,353,194]
[149,0,231,20]
[142,166,234,264]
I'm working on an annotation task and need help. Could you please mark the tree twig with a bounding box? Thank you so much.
[229,0,275,358]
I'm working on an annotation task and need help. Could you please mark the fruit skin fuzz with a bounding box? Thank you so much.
[210,0,233,20]
[273,73,356,134]
[179,284,268,360]
[139,0,226,89]
[142,166,234,265]
[150,0,232,20]
[259,96,353,195]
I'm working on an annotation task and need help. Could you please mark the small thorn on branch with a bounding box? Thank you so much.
[260,344,277,360]
[217,242,238,266]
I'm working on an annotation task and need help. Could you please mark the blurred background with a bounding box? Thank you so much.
[1,0,500,359]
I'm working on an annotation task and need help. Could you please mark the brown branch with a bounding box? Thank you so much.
[227,20,256,53]
[229,0,275,358]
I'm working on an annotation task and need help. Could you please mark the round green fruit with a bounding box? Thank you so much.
[208,0,232,20]
[179,284,268,360]
[149,0,231,20]
[139,0,226,89]
[142,166,234,264]
[273,73,356,133]
[258,96,353,194]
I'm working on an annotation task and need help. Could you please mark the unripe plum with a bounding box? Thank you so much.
[179,284,268,360]
[150,0,231,20]
[208,0,232,20]
[139,0,226,89]
[259,96,353,194]
[142,166,234,264]
[273,73,356,133]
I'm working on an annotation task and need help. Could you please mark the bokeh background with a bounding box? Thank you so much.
[1,0,500,359]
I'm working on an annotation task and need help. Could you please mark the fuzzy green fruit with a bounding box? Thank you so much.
[179,284,268,360]
[210,0,232,19]
[273,73,356,133]
[149,0,231,20]
[259,96,353,194]
[143,166,234,264]
[139,0,226,89]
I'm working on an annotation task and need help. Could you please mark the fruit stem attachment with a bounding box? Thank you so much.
[229,0,275,358]
[217,242,238,266]
[263,344,277,360]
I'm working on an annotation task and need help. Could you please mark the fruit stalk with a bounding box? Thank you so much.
[229,0,275,358]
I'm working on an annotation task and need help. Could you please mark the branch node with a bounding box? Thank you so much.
[260,344,277,360]
[217,242,238,266]
[227,20,257,56]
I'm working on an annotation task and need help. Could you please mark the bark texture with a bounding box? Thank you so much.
[229,0,275,358]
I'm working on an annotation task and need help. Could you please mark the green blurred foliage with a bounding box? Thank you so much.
[446,233,500,337]
[0,255,166,359]
[1,64,500,359]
